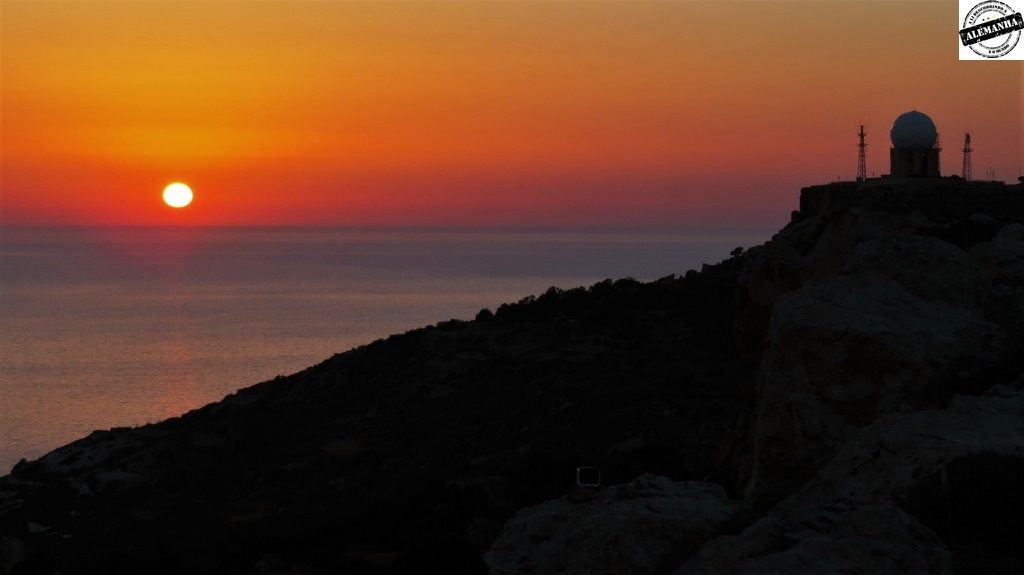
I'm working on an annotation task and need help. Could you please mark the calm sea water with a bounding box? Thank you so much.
[0,226,763,473]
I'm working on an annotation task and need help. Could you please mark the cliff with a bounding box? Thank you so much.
[2,179,1023,574]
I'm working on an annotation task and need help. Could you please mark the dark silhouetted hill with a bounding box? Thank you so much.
[2,178,1023,574]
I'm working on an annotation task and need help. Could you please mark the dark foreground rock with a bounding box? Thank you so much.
[677,388,1024,575]
[2,178,1023,574]
[484,474,735,575]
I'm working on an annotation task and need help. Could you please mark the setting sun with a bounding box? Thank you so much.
[162,183,193,208]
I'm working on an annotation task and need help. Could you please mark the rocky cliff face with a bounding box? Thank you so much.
[731,209,1021,507]
[2,180,1023,574]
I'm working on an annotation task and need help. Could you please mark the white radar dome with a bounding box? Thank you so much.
[890,111,937,150]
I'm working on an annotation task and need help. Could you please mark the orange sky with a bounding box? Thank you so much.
[2,1,1021,227]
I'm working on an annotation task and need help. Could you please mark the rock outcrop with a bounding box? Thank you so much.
[730,191,1023,507]
[484,475,735,575]
[677,388,1024,575]
[742,273,1009,505]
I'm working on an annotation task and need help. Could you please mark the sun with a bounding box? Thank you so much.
[163,183,193,208]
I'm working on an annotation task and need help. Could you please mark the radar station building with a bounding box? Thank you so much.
[890,111,941,177]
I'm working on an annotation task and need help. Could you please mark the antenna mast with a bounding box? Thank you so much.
[856,125,867,182]
[962,133,973,181]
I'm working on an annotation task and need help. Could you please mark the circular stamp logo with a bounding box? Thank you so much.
[959,1,1024,58]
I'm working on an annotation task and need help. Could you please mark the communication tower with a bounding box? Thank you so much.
[856,125,867,182]
[962,133,973,181]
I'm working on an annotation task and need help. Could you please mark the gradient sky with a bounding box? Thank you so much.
[2,1,1021,227]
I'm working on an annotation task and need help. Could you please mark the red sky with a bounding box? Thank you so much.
[2,1,1021,227]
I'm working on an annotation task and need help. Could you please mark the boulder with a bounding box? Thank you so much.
[485,474,735,575]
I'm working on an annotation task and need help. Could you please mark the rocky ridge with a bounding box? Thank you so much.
[2,178,1023,574]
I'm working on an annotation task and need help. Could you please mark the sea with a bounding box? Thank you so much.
[0,226,767,473]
